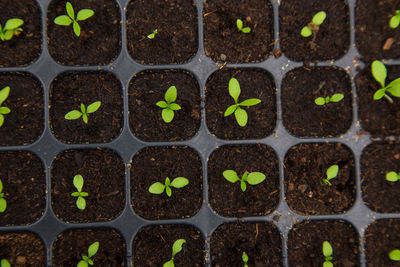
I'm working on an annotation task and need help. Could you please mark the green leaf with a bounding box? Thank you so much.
[170,177,189,188]
[165,186,172,197]
[88,242,99,258]
[1,259,11,267]
[54,15,73,26]
[222,170,240,183]
[246,172,266,185]
[371,60,387,88]
[71,192,80,197]
[240,181,247,192]
[76,196,86,210]
[301,26,312,37]
[3,30,12,40]
[149,182,165,194]
[315,97,326,106]
[239,98,261,106]
[87,259,93,265]
[0,179,3,192]
[162,108,174,123]
[66,2,75,20]
[0,198,7,213]
[65,110,82,120]
[224,104,237,117]
[323,261,333,267]
[168,103,181,111]
[389,249,400,261]
[0,115,4,128]
[76,9,95,21]
[390,16,400,29]
[0,107,11,114]
[77,260,88,267]
[330,93,344,102]
[242,252,248,263]
[148,33,155,39]
[386,171,399,182]
[73,21,81,37]
[165,177,171,186]
[80,192,89,197]
[163,260,174,267]
[4,18,24,31]
[326,165,339,180]
[82,256,89,262]
[322,241,333,257]
[312,11,327,26]
[374,88,387,100]
[234,107,248,127]
[73,174,84,191]
[0,86,10,105]
[172,239,186,257]
[387,84,400,97]
[86,101,101,113]
[236,19,243,31]
[82,113,88,124]
[228,78,241,103]
[165,86,177,103]
[242,27,251,33]
[156,101,168,108]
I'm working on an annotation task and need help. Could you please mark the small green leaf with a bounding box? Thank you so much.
[54,15,73,26]
[71,192,80,197]
[374,88,387,100]
[228,78,241,103]
[389,249,400,261]
[323,262,333,267]
[172,239,186,257]
[76,9,95,21]
[77,260,88,267]
[224,104,237,117]
[330,94,344,102]
[170,177,189,188]
[65,110,82,120]
[0,107,11,114]
[242,252,248,263]
[80,192,89,197]
[315,97,326,106]
[242,27,251,33]
[3,31,12,40]
[73,174,84,192]
[223,170,240,183]
[87,259,93,265]
[390,16,400,29]
[165,86,177,103]
[236,19,243,31]
[4,18,24,31]
[66,2,75,20]
[86,101,101,113]
[312,11,327,26]
[156,101,168,108]
[322,241,333,257]
[371,60,387,88]
[148,33,155,39]
[73,21,81,37]
[0,179,3,192]
[163,260,174,267]
[149,182,165,194]
[0,86,10,106]
[239,98,261,106]
[168,103,181,111]
[387,82,400,97]
[386,172,399,182]
[82,113,88,124]
[246,172,266,185]
[240,181,247,192]
[0,198,7,213]
[234,107,248,127]
[326,165,339,180]
[0,115,4,128]
[82,256,89,262]
[301,26,312,37]
[76,196,86,210]
[165,186,172,197]
[1,259,11,267]
[88,241,99,258]
[162,108,174,123]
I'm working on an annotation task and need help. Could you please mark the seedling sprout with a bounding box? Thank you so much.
[371,60,400,103]
[148,29,158,39]
[386,171,400,182]
[156,86,182,123]
[71,174,88,210]
[321,165,339,186]
[301,11,327,38]
[77,242,99,267]
[0,179,6,213]
[315,93,344,106]
[149,177,189,197]
[242,252,249,267]
[1,259,10,267]
[322,241,333,267]
[390,10,400,29]
[163,239,186,267]
[389,249,400,261]
[236,19,251,33]
[65,101,101,124]
[0,18,24,41]
[0,86,11,128]
[223,170,266,192]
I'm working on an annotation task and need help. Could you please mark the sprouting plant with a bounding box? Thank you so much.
[0,86,10,128]
[163,239,186,267]
[224,78,261,127]
[386,171,400,182]
[64,101,101,124]
[322,241,333,267]
[77,242,99,267]
[147,29,158,39]
[156,86,181,123]
[149,177,189,197]
[321,165,339,186]
[301,11,327,38]
[1,259,11,267]
[54,1,95,37]
[390,10,400,29]
[315,93,344,106]
[0,179,6,213]
[389,249,400,261]
[371,60,400,103]
[223,170,266,192]
[242,252,249,267]
[0,18,24,41]
[236,19,251,33]
[71,174,88,210]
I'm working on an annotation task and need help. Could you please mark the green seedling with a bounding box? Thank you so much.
[147,29,158,39]
[149,177,189,197]
[77,242,99,267]
[0,179,6,213]
[242,252,249,267]
[54,1,95,37]
[315,93,344,106]
[389,249,400,261]
[1,259,10,267]
[301,11,327,38]
[0,86,10,128]
[163,239,186,267]
[0,18,24,41]
[156,86,181,123]
[71,174,88,210]
[224,78,261,127]
[322,241,333,267]
[386,171,400,182]
[371,60,400,103]
[321,165,339,186]
[390,10,400,29]
[223,170,266,192]
[236,19,251,33]
[65,101,101,124]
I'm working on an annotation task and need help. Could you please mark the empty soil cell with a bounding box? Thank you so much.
[284,143,356,215]
[126,0,198,65]
[0,0,42,67]
[205,68,276,140]
[132,224,204,266]
[361,143,400,213]
[288,220,359,267]
[210,221,282,266]
[47,0,121,65]
[50,71,123,144]
[356,64,400,136]
[0,232,45,266]
[203,0,274,63]
[128,70,201,142]
[282,67,353,137]
[0,151,45,226]
[131,146,202,220]
[0,72,44,146]
[279,0,350,62]
[52,228,125,266]
[208,144,279,217]
[51,148,125,223]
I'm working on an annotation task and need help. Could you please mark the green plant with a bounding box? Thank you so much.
[54,1,95,37]
[0,86,10,128]
[386,171,400,182]
[390,10,400,29]
[0,18,24,41]
[1,259,10,267]
[77,242,99,267]
[389,249,400,261]
[223,170,266,192]
[322,241,333,267]
[321,165,339,186]
[147,29,158,39]
[163,239,186,267]
[156,86,181,123]
[242,252,249,267]
[301,11,327,38]
[371,60,400,103]
[64,101,101,124]
[236,19,251,33]
[71,174,88,210]
[224,78,261,127]
[315,93,344,106]
[0,179,6,213]
[149,177,189,197]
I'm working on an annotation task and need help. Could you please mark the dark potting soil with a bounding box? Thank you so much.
[0,73,44,146]
[0,151,45,226]
[281,67,353,137]
[284,143,356,215]
[0,232,45,266]
[288,220,359,267]
[356,64,400,136]
[131,146,202,220]
[203,0,274,63]
[126,0,198,65]
[210,221,282,266]
[52,228,125,266]
[47,0,121,66]
[0,0,42,67]
[279,0,350,62]
[50,71,123,144]
[51,149,125,223]
[208,144,279,217]
[361,143,400,213]
[128,70,201,142]
[132,224,204,266]
[205,68,276,140]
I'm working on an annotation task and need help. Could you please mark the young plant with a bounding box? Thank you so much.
[0,179,6,213]
[64,101,101,124]
[301,11,327,38]
[242,252,249,267]
[321,165,339,186]
[0,18,24,41]
[322,241,333,267]
[54,1,95,37]
[315,93,344,106]
[386,171,400,182]
[236,19,251,33]
[149,177,189,197]
[390,10,400,29]
[389,249,400,261]
[77,242,99,267]
[163,239,186,267]
[71,174,88,210]
[223,170,266,192]
[224,78,261,127]
[156,86,181,123]
[1,259,10,267]
[0,86,10,128]
[147,29,158,39]
[371,60,400,103]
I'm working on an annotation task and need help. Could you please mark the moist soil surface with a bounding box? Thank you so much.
[281,67,353,137]
[356,64,400,136]
[0,72,44,146]
[208,144,279,217]
[132,224,204,266]
[203,0,274,63]
[52,228,125,266]
[284,143,355,215]
[129,70,201,141]
[51,149,125,223]
[47,0,121,65]
[361,143,400,213]
[50,71,123,144]
[0,0,42,67]
[205,68,276,140]
[288,220,359,267]
[0,232,45,266]
[0,151,45,226]
[280,0,349,62]
[210,221,282,266]
[126,0,198,65]
[131,146,202,220]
